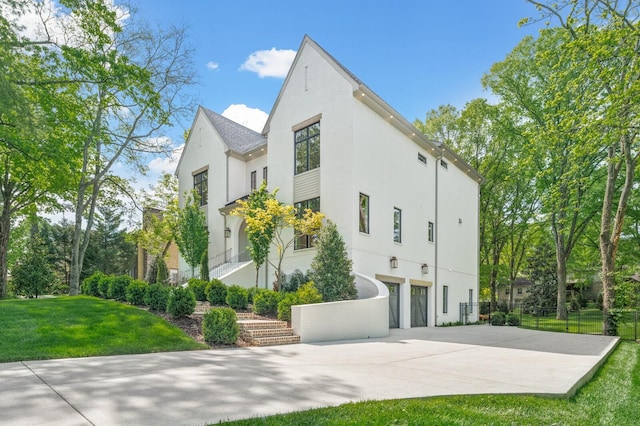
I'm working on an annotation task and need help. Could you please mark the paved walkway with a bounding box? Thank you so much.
[0,326,618,425]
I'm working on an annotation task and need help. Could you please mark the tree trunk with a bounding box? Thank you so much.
[555,251,568,320]
[0,200,11,299]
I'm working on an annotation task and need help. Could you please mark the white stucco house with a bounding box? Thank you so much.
[176,35,481,334]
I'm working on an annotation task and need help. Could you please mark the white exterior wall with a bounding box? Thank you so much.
[264,40,356,280]
[435,159,480,324]
[176,109,228,272]
[350,100,437,328]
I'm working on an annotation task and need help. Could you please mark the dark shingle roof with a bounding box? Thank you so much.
[201,107,266,154]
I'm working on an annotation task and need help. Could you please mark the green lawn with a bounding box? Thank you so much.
[0,296,207,362]
[221,341,640,425]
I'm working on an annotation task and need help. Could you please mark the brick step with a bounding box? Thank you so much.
[238,319,288,330]
[241,327,296,339]
[235,312,259,320]
[251,335,301,346]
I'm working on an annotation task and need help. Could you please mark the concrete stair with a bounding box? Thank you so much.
[237,313,300,346]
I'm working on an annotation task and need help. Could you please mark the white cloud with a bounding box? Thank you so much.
[222,104,268,133]
[206,61,219,71]
[148,144,184,174]
[239,48,296,78]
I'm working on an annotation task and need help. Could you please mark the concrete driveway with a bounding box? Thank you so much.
[0,325,618,425]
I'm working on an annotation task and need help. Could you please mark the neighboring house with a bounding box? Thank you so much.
[498,278,532,305]
[176,35,482,329]
[134,207,180,284]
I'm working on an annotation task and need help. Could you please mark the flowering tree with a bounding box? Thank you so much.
[232,189,324,290]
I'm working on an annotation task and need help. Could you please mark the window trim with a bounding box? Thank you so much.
[443,285,449,314]
[250,170,257,191]
[393,207,402,243]
[294,197,320,250]
[294,121,320,175]
[359,193,370,234]
[193,169,208,206]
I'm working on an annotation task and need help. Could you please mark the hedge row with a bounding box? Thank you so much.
[81,272,195,318]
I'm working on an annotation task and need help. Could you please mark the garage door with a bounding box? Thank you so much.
[411,285,428,327]
[385,282,400,328]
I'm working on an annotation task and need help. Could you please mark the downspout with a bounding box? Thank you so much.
[434,153,440,326]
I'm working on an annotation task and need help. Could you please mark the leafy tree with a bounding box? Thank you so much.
[232,191,324,290]
[231,181,275,287]
[11,235,56,298]
[309,221,357,302]
[483,29,602,320]
[521,241,558,312]
[524,0,640,334]
[175,192,209,278]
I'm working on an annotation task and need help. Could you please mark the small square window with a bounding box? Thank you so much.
[440,159,448,170]
[418,153,427,165]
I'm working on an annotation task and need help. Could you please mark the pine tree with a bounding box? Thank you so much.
[310,221,357,302]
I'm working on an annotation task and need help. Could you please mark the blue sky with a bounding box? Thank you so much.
[133,0,545,174]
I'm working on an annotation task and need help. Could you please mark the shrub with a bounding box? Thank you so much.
[156,257,169,284]
[281,269,308,293]
[98,274,112,298]
[253,289,283,316]
[126,280,148,305]
[167,287,196,318]
[202,308,239,345]
[506,313,520,326]
[490,311,506,326]
[108,275,131,301]
[187,278,208,301]
[81,272,103,297]
[309,221,357,302]
[206,279,227,306]
[145,283,171,312]
[496,300,509,314]
[226,285,248,310]
[247,286,259,304]
[277,293,300,322]
[479,301,491,315]
[277,282,323,321]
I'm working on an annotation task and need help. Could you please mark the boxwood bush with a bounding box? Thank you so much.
[98,274,112,298]
[253,289,282,316]
[225,285,248,310]
[145,283,171,312]
[81,272,103,297]
[206,279,227,306]
[202,308,239,345]
[277,282,323,321]
[167,287,196,318]
[506,313,520,326]
[187,278,208,301]
[490,311,506,326]
[108,275,131,301]
[126,280,148,305]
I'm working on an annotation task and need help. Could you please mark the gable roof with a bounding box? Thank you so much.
[263,35,483,184]
[200,107,267,155]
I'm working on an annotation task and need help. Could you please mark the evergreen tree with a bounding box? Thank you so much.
[12,236,57,298]
[521,241,558,311]
[309,221,357,302]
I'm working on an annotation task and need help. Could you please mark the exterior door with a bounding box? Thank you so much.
[411,285,428,327]
[385,282,400,328]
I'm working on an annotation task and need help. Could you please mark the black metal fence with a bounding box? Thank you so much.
[460,302,639,341]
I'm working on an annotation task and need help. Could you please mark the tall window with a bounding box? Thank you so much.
[193,170,208,206]
[443,285,449,314]
[393,207,402,243]
[263,166,268,183]
[428,221,435,242]
[359,193,369,234]
[294,197,320,250]
[250,171,257,191]
[294,122,320,174]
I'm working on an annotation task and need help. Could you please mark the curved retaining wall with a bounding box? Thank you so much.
[291,272,389,343]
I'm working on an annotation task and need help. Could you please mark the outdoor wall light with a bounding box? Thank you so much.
[459,218,463,224]
[421,263,429,274]
[390,256,398,269]
[224,227,231,238]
